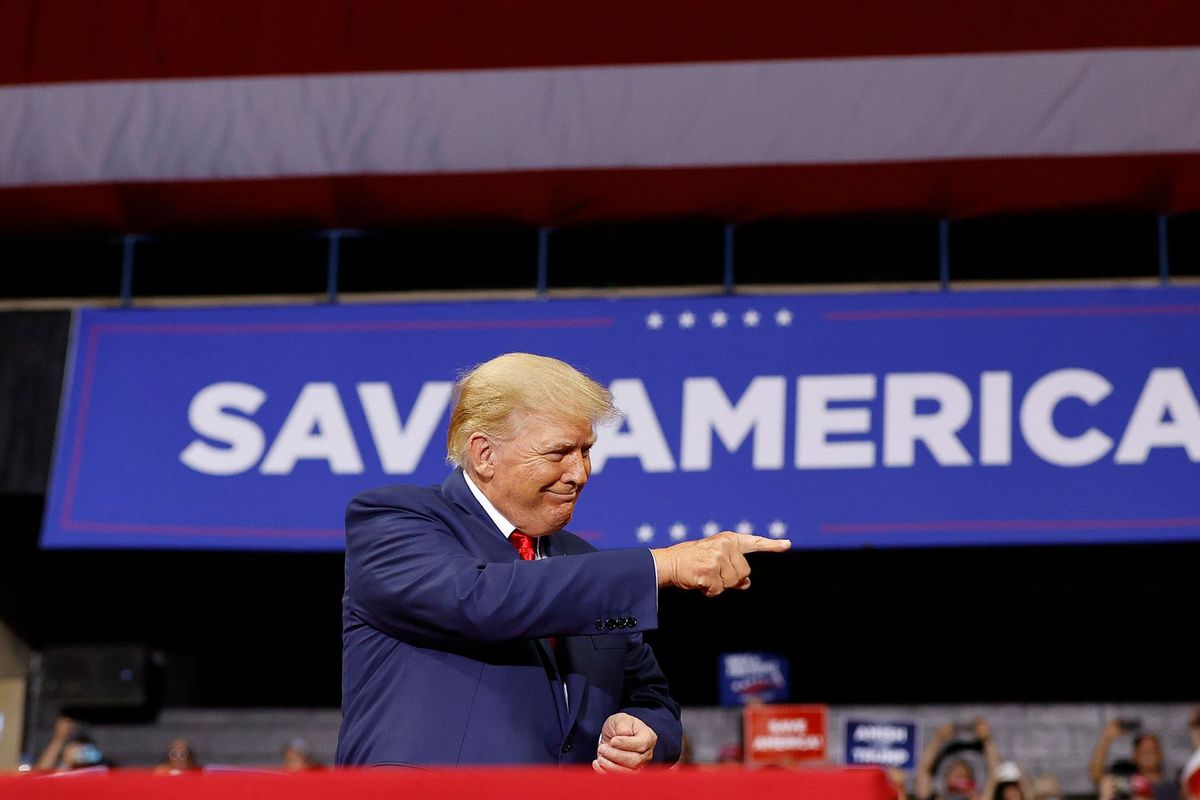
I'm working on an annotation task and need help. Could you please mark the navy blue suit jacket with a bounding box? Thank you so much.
[336,470,682,766]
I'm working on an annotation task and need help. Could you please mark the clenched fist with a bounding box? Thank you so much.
[651,532,791,597]
[593,712,658,774]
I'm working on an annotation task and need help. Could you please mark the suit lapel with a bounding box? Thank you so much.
[440,468,495,529]
[442,470,573,734]
[543,533,591,730]
[440,470,519,562]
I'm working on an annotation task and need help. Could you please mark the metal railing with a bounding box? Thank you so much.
[0,214,1185,312]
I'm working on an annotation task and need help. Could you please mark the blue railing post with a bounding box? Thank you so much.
[723,224,735,294]
[326,230,343,304]
[938,219,951,291]
[536,227,551,297]
[119,233,139,308]
[1157,214,1170,286]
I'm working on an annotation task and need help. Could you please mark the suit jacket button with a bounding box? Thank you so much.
[605,618,617,630]
[595,618,605,631]
[628,616,638,627]
[562,742,574,753]
[618,617,630,628]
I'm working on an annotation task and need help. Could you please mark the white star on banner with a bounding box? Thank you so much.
[678,311,696,329]
[735,520,754,534]
[636,523,655,542]
[742,309,761,328]
[669,522,688,541]
[710,310,728,328]
[775,308,793,326]
[645,312,664,330]
[702,521,720,537]
[768,519,788,538]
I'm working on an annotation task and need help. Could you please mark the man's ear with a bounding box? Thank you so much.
[467,432,495,480]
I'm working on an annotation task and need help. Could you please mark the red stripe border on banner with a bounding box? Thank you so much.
[5,1,1200,85]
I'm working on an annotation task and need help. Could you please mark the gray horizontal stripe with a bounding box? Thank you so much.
[3,48,1200,187]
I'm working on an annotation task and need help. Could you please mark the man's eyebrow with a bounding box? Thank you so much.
[541,438,595,451]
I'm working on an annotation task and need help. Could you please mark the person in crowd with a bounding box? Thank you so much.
[888,766,910,799]
[1183,751,1199,800]
[56,735,107,772]
[282,737,323,770]
[915,718,1003,800]
[1184,709,1200,800]
[35,715,78,770]
[992,759,1035,800]
[154,737,201,774]
[1090,719,1178,800]
[35,715,108,771]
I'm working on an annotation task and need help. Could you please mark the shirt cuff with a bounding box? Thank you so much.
[649,549,659,609]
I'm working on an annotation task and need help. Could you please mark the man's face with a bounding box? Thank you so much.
[480,412,595,536]
[945,762,976,796]
[1133,736,1162,771]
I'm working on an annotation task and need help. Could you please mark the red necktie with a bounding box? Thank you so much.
[509,530,536,561]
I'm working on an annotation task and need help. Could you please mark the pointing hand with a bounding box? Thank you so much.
[651,532,791,597]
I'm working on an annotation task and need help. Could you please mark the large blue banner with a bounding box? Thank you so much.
[43,287,1200,551]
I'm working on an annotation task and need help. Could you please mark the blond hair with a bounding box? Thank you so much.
[446,353,617,467]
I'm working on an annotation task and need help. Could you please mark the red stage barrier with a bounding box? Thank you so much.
[0,766,895,800]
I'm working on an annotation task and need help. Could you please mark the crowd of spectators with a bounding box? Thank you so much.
[23,707,1200,800]
[32,714,325,774]
[900,709,1200,800]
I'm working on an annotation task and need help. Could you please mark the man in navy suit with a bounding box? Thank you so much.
[337,353,791,770]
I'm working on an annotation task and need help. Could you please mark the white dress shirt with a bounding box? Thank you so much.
[463,470,546,556]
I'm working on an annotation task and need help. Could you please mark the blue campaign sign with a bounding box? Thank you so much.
[719,652,790,706]
[845,720,917,769]
[42,287,1200,551]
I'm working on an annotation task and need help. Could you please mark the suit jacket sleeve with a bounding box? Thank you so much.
[344,488,660,646]
[619,632,683,764]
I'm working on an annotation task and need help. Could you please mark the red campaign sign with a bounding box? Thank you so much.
[743,704,828,766]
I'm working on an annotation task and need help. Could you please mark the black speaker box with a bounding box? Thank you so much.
[41,645,147,708]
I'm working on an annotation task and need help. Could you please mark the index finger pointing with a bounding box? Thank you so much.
[735,534,793,553]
